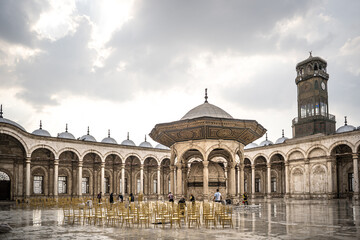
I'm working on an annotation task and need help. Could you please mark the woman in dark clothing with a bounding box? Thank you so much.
[109,193,114,204]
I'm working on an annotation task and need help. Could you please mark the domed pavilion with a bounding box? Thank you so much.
[150,90,266,201]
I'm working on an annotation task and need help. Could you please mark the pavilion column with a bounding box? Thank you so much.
[285,161,290,196]
[267,163,271,198]
[26,157,31,197]
[78,161,83,197]
[353,154,359,200]
[157,166,161,196]
[182,165,187,196]
[100,162,105,195]
[237,166,240,196]
[326,156,335,198]
[203,161,209,201]
[170,165,175,194]
[229,165,236,197]
[176,164,182,197]
[251,165,255,198]
[304,158,310,197]
[121,163,125,194]
[240,164,244,195]
[53,159,59,197]
[140,164,144,194]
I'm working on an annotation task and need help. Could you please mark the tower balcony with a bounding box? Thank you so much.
[292,114,336,125]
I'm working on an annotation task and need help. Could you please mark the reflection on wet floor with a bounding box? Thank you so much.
[1,200,360,239]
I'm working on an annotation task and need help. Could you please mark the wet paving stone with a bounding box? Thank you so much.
[0,200,360,239]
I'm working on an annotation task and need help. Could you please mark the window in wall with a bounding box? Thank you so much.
[58,176,67,194]
[244,179,247,193]
[33,176,43,194]
[315,102,320,115]
[82,177,89,194]
[301,105,306,118]
[153,179,157,194]
[255,178,260,192]
[137,178,141,194]
[104,177,110,193]
[271,177,277,192]
[348,173,354,192]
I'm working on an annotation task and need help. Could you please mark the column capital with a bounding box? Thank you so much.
[101,162,105,168]
[54,159,59,165]
[239,163,244,169]
[26,157,31,163]
[267,163,271,168]
[121,163,126,168]
[203,161,209,168]
[352,153,359,160]
[251,165,255,170]
[169,165,175,171]
[326,156,336,163]
[78,161,83,167]
[304,158,310,164]
[157,165,161,171]
[140,164,144,170]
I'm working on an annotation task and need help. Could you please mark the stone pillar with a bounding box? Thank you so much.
[182,164,187,196]
[100,162,105,195]
[229,165,236,197]
[327,157,334,198]
[267,163,271,198]
[170,165,175,194]
[353,154,359,201]
[251,165,255,198]
[140,164,144,194]
[237,166,241,196]
[157,166,161,195]
[240,164,244,195]
[78,161,83,196]
[176,164,182,197]
[54,159,59,197]
[121,163,125,194]
[285,161,290,196]
[26,157,31,197]
[203,161,209,200]
[304,158,310,198]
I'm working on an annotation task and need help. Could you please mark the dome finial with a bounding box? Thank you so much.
[127,132,129,140]
[87,126,90,135]
[282,129,284,138]
[309,51,312,58]
[204,88,208,103]
[265,133,268,141]
[40,120,42,129]
[0,104,3,118]
[344,116,347,126]
[108,129,110,138]
[145,135,147,142]
[65,123,68,132]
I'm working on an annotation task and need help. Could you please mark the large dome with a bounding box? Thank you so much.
[181,102,233,120]
[0,105,26,131]
[58,124,75,140]
[80,127,97,142]
[101,130,117,144]
[121,132,136,146]
[336,117,356,133]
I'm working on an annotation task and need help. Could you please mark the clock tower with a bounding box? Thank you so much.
[292,53,336,138]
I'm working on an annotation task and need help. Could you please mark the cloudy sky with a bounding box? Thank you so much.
[0,0,359,146]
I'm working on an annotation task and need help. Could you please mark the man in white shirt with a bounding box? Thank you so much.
[213,189,222,202]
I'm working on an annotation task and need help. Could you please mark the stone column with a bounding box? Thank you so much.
[54,159,59,197]
[285,161,290,196]
[26,157,31,197]
[157,166,161,195]
[240,164,244,195]
[203,161,209,200]
[170,165,175,194]
[100,162,105,195]
[176,164,182,197]
[267,163,271,198]
[121,163,125,194]
[353,154,359,201]
[140,164,144,194]
[326,157,334,198]
[78,161,83,196]
[251,165,255,198]
[229,165,236,197]
[237,166,241,196]
[304,158,310,198]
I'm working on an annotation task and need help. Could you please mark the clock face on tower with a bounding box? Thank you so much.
[321,82,326,90]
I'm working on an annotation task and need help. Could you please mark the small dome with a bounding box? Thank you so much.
[336,117,356,133]
[139,135,153,148]
[101,130,117,144]
[181,89,232,120]
[58,124,75,139]
[80,127,96,142]
[0,105,26,131]
[275,130,289,144]
[155,143,170,150]
[121,132,136,146]
[259,133,273,146]
[32,121,51,137]
[244,142,258,149]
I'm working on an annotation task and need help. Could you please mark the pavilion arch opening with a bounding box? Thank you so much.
[0,133,26,200]
[331,144,354,198]
[254,156,267,198]
[31,148,55,196]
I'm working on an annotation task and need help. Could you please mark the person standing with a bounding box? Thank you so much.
[168,192,174,202]
[97,192,102,203]
[243,192,248,205]
[118,193,123,202]
[109,193,114,204]
[190,194,195,203]
[213,189,222,203]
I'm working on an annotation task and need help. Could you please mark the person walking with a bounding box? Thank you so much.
[213,189,222,203]
[168,192,174,202]
[97,192,102,203]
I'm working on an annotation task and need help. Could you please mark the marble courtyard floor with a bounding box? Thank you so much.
[0,200,359,239]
